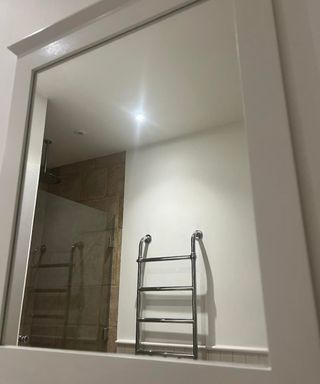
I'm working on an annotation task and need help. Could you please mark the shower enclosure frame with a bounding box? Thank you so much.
[0,0,319,383]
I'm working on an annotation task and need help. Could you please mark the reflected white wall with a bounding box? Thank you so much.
[118,122,268,348]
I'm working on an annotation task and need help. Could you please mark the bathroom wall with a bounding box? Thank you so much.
[47,151,125,351]
[0,2,318,382]
[273,0,320,322]
[118,122,268,353]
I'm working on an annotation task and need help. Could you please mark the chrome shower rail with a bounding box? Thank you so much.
[135,230,203,360]
[139,254,191,262]
[139,286,193,292]
[135,350,194,359]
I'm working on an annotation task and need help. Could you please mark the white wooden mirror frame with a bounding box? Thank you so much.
[0,0,319,383]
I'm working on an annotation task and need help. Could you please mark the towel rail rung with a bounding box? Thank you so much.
[138,286,193,292]
[136,350,195,359]
[137,255,191,263]
[138,317,194,324]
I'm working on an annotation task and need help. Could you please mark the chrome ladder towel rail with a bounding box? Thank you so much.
[135,230,203,359]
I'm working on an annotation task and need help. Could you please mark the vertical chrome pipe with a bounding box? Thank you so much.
[135,234,152,354]
[191,230,203,359]
[41,139,52,174]
[63,241,84,346]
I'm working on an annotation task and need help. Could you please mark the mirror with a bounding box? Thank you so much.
[9,0,269,365]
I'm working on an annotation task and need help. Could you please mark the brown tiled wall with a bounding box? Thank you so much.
[47,152,125,352]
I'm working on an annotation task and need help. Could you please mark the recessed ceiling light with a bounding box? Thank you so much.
[73,130,86,136]
[135,113,145,123]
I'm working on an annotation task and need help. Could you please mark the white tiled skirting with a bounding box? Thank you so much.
[116,340,269,367]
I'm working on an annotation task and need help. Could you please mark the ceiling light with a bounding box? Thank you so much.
[73,130,86,136]
[135,113,145,123]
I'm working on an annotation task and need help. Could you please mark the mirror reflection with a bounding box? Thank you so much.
[17,0,268,365]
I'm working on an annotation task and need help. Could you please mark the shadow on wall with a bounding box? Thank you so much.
[198,238,216,347]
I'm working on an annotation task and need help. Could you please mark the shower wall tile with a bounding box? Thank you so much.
[30,335,63,349]
[32,292,67,316]
[39,181,49,191]
[85,197,117,229]
[40,251,71,265]
[106,326,117,353]
[36,268,70,290]
[75,203,107,233]
[50,172,82,202]
[111,229,122,286]
[109,286,119,327]
[102,246,113,286]
[107,164,125,196]
[69,285,103,325]
[25,269,38,289]
[57,159,95,176]
[39,193,106,253]
[84,197,108,212]
[31,323,64,338]
[111,251,121,286]
[82,167,108,200]
[99,285,111,325]
[71,231,107,287]
[95,152,125,169]
[118,195,124,229]
[20,290,34,321]
[68,284,110,328]
[105,195,121,229]
[65,324,99,340]
[31,315,65,327]
[78,325,99,340]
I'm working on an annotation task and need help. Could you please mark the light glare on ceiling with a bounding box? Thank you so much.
[135,113,145,123]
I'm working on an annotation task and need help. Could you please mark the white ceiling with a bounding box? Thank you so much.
[36,0,243,168]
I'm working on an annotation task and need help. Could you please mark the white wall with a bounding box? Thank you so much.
[273,0,320,321]
[0,0,99,175]
[118,122,268,348]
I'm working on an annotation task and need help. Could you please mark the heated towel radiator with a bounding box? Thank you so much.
[135,230,203,359]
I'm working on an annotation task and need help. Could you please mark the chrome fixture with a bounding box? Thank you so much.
[18,334,30,345]
[31,244,47,266]
[135,230,203,359]
[40,139,60,184]
[32,244,47,254]
[71,241,84,251]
